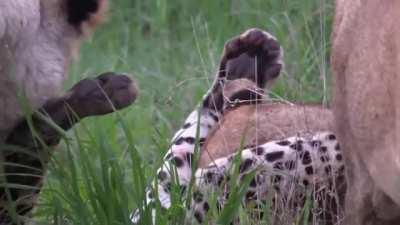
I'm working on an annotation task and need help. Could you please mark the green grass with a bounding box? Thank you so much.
[35,0,333,224]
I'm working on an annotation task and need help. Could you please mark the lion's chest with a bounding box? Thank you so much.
[0,35,67,140]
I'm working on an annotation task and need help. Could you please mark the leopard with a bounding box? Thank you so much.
[131,28,345,225]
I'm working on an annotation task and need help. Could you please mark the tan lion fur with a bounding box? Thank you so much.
[0,0,107,140]
[332,0,400,224]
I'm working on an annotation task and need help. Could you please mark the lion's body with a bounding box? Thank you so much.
[332,0,400,224]
[0,1,112,223]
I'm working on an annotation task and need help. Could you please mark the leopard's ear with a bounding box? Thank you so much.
[64,0,108,32]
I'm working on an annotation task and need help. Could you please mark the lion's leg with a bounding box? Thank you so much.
[0,72,137,224]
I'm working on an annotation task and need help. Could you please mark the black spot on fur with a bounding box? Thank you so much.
[225,175,231,183]
[147,191,153,199]
[217,175,224,186]
[335,143,341,151]
[194,210,203,223]
[246,191,256,199]
[239,159,254,173]
[164,182,171,193]
[185,137,195,145]
[250,177,257,187]
[251,147,264,155]
[290,140,303,151]
[203,202,210,212]
[199,138,206,146]
[224,191,230,200]
[319,146,328,153]
[182,123,191,129]
[157,170,168,182]
[165,153,173,160]
[284,160,296,170]
[301,151,312,165]
[208,111,219,122]
[338,165,345,174]
[320,155,330,163]
[325,165,332,174]
[302,180,309,186]
[174,137,184,145]
[66,0,100,27]
[311,140,322,148]
[336,154,343,161]
[276,140,291,146]
[328,134,336,140]
[175,137,196,145]
[193,191,204,203]
[171,156,184,167]
[273,162,284,170]
[272,175,282,184]
[265,151,284,162]
[305,166,314,175]
[205,172,215,184]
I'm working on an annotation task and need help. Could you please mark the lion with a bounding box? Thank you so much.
[0,1,138,224]
[331,0,400,224]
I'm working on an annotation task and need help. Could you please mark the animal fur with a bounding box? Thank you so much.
[331,0,400,224]
[0,1,139,224]
[0,0,108,140]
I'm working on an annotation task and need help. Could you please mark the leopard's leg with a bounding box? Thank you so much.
[192,132,345,224]
[204,28,283,110]
[1,72,137,224]
[131,28,283,224]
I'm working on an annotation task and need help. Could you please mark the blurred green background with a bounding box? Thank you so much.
[36,0,334,224]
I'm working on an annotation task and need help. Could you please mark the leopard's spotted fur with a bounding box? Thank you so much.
[131,28,345,225]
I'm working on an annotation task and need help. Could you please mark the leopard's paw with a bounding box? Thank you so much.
[220,28,283,87]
